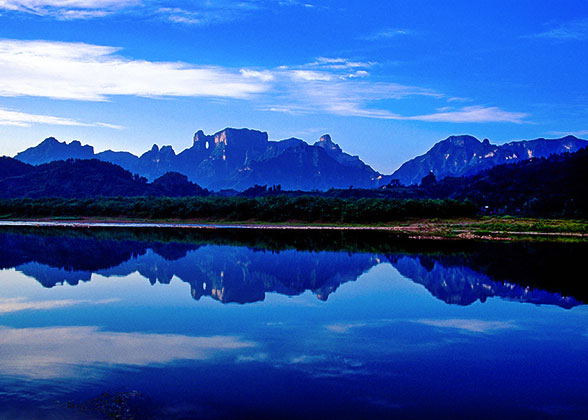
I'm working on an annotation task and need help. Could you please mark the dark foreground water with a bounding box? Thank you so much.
[0,226,587,420]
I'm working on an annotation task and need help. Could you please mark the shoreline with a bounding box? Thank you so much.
[1,217,587,242]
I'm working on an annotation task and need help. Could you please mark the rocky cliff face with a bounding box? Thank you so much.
[13,128,381,191]
[175,128,271,189]
[392,135,588,185]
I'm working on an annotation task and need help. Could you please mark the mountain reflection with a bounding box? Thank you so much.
[0,228,584,308]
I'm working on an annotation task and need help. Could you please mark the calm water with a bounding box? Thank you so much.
[0,227,587,420]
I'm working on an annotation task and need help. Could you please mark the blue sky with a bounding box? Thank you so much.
[0,0,587,173]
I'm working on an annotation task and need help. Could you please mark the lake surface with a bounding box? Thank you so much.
[0,226,587,419]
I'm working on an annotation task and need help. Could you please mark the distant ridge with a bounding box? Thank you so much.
[13,128,588,190]
[391,134,588,185]
[0,158,207,198]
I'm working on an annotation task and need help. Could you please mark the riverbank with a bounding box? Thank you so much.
[1,217,587,242]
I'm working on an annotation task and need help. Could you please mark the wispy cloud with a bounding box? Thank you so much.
[405,106,528,124]
[153,2,264,26]
[156,7,202,25]
[0,0,318,22]
[361,28,412,41]
[267,71,526,123]
[413,318,517,333]
[289,354,327,364]
[0,0,139,20]
[267,57,445,118]
[0,297,120,313]
[263,56,527,123]
[306,57,377,70]
[277,0,316,7]
[0,107,122,128]
[0,325,256,378]
[0,39,270,101]
[528,18,588,41]
[150,1,320,26]
[0,40,527,124]
[325,322,368,333]
[447,96,471,103]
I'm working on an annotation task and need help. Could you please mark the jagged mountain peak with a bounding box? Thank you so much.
[188,128,269,161]
[38,137,86,148]
[433,134,482,149]
[39,136,59,145]
[314,134,342,153]
[193,127,268,144]
[193,130,206,142]
[446,134,479,142]
[160,145,175,154]
[141,144,176,157]
[16,136,95,165]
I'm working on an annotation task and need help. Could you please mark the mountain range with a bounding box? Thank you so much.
[392,134,588,185]
[12,128,587,190]
[14,129,381,191]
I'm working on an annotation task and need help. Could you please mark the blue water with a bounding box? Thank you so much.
[0,228,586,419]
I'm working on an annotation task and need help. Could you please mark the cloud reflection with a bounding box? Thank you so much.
[0,297,119,313]
[0,326,256,379]
[414,318,517,333]
[324,322,369,333]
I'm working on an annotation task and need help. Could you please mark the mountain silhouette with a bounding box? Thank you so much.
[13,129,586,190]
[392,134,588,185]
[15,128,381,190]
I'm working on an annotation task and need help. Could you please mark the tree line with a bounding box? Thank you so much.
[0,196,477,223]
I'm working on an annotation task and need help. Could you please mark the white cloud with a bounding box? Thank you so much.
[156,7,202,24]
[291,70,335,82]
[361,28,411,41]
[406,106,528,124]
[0,39,270,101]
[266,57,440,118]
[447,96,471,103]
[153,1,319,26]
[1,0,319,22]
[0,107,122,128]
[309,57,376,70]
[0,0,135,7]
[0,0,139,19]
[0,325,256,378]
[261,56,526,123]
[529,18,588,41]
[240,69,275,82]
[0,40,527,125]
[414,318,517,333]
[348,70,369,78]
[268,72,525,123]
